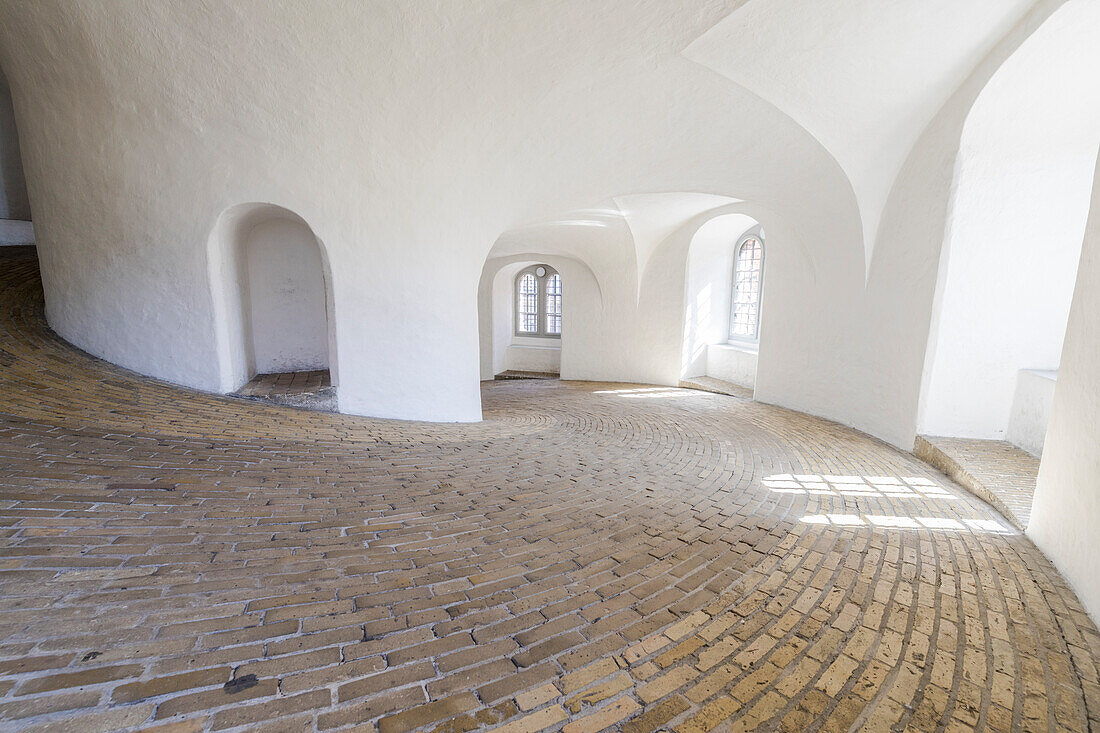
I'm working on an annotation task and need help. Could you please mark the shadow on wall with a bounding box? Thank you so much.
[207,203,338,396]
[0,64,32,238]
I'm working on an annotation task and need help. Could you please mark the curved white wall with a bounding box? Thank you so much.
[0,1,864,427]
[479,201,788,400]
[1030,151,1100,625]
[683,0,1036,268]
[0,0,1093,457]
[919,1,1100,440]
[208,203,339,393]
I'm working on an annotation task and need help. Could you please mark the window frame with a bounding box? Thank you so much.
[514,264,562,339]
[728,231,765,344]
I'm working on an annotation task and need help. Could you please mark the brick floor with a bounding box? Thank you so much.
[915,436,1039,531]
[678,377,754,400]
[238,371,332,397]
[494,371,560,381]
[1,246,1098,732]
[235,371,337,413]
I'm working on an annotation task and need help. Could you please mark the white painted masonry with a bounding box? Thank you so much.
[920,1,1100,441]
[243,217,330,376]
[1007,370,1057,457]
[1031,151,1100,626]
[0,0,1095,493]
[705,344,758,392]
[682,0,1036,270]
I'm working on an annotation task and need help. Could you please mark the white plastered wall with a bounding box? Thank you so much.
[850,0,1079,449]
[480,258,584,379]
[0,1,863,426]
[1029,150,1100,626]
[682,0,1037,270]
[919,0,1100,440]
[0,0,1089,454]
[1006,370,1057,457]
[478,200,798,401]
[243,217,329,375]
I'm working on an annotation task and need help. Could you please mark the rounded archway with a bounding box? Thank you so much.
[478,252,602,383]
[919,0,1100,453]
[207,203,338,400]
[476,193,810,410]
[680,213,764,393]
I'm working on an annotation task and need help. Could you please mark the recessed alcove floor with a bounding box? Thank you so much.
[494,370,560,380]
[679,376,754,400]
[0,247,1098,731]
[915,435,1039,531]
[235,370,337,412]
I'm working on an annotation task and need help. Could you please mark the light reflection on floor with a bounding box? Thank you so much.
[763,473,1013,534]
[594,387,706,399]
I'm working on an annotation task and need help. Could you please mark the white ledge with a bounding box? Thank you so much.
[714,341,759,355]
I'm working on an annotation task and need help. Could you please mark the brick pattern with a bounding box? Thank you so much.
[494,371,559,381]
[0,247,1098,732]
[677,377,753,400]
[915,435,1039,531]
[238,371,332,397]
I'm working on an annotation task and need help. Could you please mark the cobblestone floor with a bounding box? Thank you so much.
[0,247,1098,732]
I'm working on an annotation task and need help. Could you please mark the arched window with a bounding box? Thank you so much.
[515,264,562,338]
[729,234,764,341]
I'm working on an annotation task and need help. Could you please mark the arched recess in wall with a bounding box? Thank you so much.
[477,252,602,383]
[0,62,34,245]
[207,203,339,396]
[681,214,765,393]
[636,197,814,407]
[918,0,1100,455]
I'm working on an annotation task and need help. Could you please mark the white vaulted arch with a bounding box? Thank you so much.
[919,0,1100,446]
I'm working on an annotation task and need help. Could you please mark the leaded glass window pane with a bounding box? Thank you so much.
[546,274,562,334]
[730,237,763,339]
[518,273,539,333]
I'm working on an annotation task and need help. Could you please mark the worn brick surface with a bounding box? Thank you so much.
[0,247,1098,731]
[915,435,1038,530]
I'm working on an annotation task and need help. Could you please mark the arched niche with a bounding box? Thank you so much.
[680,213,763,391]
[207,203,338,396]
[918,0,1100,452]
[635,197,813,405]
